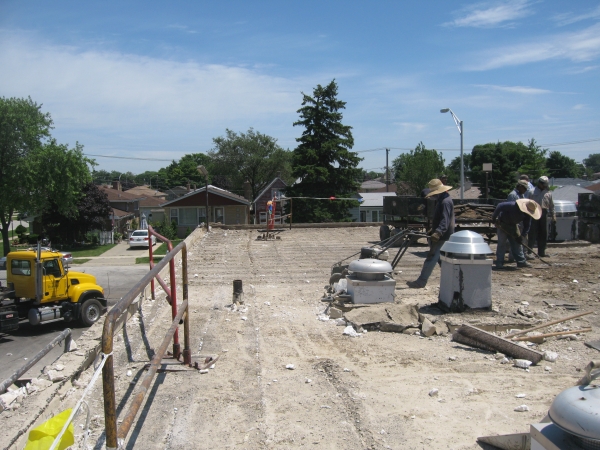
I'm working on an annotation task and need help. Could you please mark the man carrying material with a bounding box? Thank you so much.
[407,179,455,288]
[528,176,555,258]
[492,199,541,269]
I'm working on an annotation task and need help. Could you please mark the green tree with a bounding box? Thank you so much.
[209,129,291,199]
[42,182,112,243]
[583,153,600,176]
[0,97,52,255]
[445,154,472,187]
[392,142,445,195]
[518,138,547,181]
[546,151,582,178]
[162,153,213,189]
[470,141,528,199]
[286,80,362,222]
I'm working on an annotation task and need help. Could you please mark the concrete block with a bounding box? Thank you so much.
[421,318,436,337]
[328,307,343,319]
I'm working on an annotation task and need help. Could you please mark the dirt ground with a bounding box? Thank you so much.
[44,227,600,449]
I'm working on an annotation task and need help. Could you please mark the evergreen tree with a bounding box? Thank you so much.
[286,80,361,222]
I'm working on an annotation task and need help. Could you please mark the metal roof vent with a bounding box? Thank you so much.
[440,230,492,256]
[348,259,392,281]
[547,385,600,449]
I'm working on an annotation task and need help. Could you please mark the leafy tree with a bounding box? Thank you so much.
[518,138,547,181]
[546,151,582,178]
[162,153,213,189]
[392,142,445,195]
[470,141,528,199]
[445,154,472,187]
[0,97,52,255]
[209,129,291,199]
[583,153,600,176]
[286,80,362,222]
[42,182,112,243]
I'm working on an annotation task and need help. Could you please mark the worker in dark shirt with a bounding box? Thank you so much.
[492,199,541,269]
[407,179,454,288]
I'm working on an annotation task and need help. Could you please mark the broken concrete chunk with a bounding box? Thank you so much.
[514,359,533,369]
[421,318,436,337]
[534,311,549,320]
[514,404,530,412]
[328,307,343,319]
[0,390,21,411]
[46,370,66,383]
[66,339,78,352]
[543,351,558,362]
[343,326,361,338]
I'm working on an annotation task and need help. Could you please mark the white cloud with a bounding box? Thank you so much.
[553,5,600,26]
[468,22,600,70]
[395,122,427,132]
[475,84,551,94]
[572,104,586,110]
[445,0,533,28]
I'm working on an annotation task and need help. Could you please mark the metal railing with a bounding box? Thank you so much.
[102,227,191,449]
[0,328,72,394]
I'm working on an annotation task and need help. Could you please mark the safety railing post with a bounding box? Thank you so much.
[149,229,155,300]
[169,256,180,359]
[182,246,191,365]
[102,321,118,450]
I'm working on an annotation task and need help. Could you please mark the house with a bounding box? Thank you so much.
[253,177,287,225]
[164,186,192,201]
[552,185,593,203]
[110,208,135,237]
[349,192,397,222]
[99,184,141,220]
[549,177,595,188]
[124,185,168,201]
[359,180,387,193]
[161,185,250,237]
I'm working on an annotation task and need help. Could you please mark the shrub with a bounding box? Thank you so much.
[15,224,27,240]
[27,234,39,244]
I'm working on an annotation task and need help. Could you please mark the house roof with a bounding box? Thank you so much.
[549,177,595,188]
[255,177,287,202]
[138,196,165,208]
[587,182,600,192]
[124,185,167,198]
[448,185,482,199]
[161,185,250,207]
[551,185,593,203]
[100,186,141,202]
[358,192,397,208]
[110,207,134,219]
[359,180,387,191]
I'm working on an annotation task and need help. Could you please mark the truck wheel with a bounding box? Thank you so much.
[379,225,390,241]
[80,298,102,326]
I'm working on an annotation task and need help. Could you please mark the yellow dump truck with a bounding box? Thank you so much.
[0,248,105,333]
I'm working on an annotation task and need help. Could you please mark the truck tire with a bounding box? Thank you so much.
[379,225,390,241]
[80,298,102,327]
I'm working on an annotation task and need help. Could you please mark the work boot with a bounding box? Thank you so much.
[525,254,535,261]
[406,280,426,289]
[517,261,533,268]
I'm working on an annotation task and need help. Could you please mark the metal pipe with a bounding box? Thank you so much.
[102,241,184,449]
[0,328,72,394]
[182,246,191,366]
[117,299,188,440]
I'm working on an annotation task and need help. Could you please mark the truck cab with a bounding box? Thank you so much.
[0,249,106,332]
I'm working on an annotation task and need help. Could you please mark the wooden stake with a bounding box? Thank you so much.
[512,328,592,342]
[506,311,593,339]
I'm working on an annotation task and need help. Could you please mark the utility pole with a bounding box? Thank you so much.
[386,148,390,192]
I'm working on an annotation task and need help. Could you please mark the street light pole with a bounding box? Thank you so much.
[440,108,464,200]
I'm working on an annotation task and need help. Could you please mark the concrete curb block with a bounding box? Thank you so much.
[3,230,207,449]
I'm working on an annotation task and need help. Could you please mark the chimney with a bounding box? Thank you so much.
[243,180,252,201]
[187,182,191,192]
[112,181,121,191]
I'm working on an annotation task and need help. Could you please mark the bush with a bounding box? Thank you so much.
[85,232,100,246]
[114,232,123,243]
[15,224,27,240]
[27,234,39,244]
[131,218,139,230]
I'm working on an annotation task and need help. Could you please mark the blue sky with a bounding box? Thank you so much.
[2,0,600,175]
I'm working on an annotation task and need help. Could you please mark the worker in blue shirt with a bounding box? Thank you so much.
[407,178,454,288]
[492,199,541,269]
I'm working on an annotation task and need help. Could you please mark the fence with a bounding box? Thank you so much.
[101,225,191,449]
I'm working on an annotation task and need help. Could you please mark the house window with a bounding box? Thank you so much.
[170,208,178,225]
[214,207,224,223]
[259,211,267,224]
[179,208,198,225]
[371,210,380,222]
[198,207,206,223]
[360,210,367,222]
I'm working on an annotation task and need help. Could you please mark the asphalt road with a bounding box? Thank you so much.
[0,262,151,383]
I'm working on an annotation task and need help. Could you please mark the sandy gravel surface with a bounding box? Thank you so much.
[51,227,599,450]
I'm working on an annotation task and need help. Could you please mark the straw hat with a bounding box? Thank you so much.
[516,180,529,189]
[425,179,452,198]
[516,199,542,220]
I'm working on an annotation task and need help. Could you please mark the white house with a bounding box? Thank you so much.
[349,192,397,222]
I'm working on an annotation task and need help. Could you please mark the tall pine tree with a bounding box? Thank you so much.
[286,80,362,222]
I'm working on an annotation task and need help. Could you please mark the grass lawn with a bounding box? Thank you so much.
[63,244,117,257]
[135,256,164,265]
[70,258,92,264]
[135,239,182,264]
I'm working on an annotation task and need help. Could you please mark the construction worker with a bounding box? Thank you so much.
[506,180,534,262]
[527,176,555,257]
[492,199,541,269]
[407,178,454,288]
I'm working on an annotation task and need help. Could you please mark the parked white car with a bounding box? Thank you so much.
[129,230,156,248]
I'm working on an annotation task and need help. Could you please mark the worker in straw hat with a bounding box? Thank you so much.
[407,178,455,289]
[506,180,534,262]
[492,198,542,269]
[527,176,555,258]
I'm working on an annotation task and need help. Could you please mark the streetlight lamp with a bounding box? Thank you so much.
[440,108,464,200]
[197,165,209,231]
